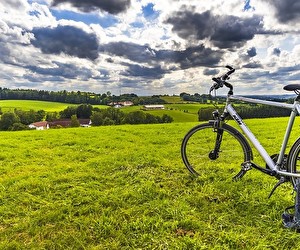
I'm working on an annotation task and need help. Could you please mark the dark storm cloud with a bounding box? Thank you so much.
[101,42,223,70]
[165,9,264,49]
[51,0,131,14]
[26,61,94,80]
[247,47,257,57]
[165,45,223,69]
[261,0,300,23]
[121,64,166,79]
[31,25,99,60]
[203,68,219,76]
[101,42,156,63]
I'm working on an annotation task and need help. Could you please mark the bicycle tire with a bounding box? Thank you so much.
[181,122,252,177]
[287,137,300,187]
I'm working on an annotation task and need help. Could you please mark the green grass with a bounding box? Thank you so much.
[0,100,201,122]
[0,100,76,112]
[1,118,300,248]
[160,95,183,103]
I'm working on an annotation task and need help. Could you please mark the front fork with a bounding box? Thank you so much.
[209,110,227,160]
[209,128,223,160]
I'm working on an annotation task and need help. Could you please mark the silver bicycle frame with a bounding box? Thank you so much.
[227,95,300,177]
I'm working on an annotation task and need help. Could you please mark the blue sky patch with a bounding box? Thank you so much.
[51,9,119,28]
[142,3,159,19]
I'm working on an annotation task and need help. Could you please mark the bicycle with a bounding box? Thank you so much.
[181,65,300,230]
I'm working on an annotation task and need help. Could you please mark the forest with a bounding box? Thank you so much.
[0,88,166,105]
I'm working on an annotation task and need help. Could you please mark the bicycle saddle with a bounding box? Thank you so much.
[283,84,300,91]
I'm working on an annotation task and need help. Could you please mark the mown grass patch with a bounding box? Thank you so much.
[0,119,300,249]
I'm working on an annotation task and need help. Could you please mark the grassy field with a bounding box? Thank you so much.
[0,100,77,112]
[1,118,300,249]
[0,100,202,122]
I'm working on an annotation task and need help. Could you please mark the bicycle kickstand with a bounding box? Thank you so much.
[232,162,252,181]
[282,178,300,231]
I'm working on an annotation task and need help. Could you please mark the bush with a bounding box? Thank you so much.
[10,123,29,131]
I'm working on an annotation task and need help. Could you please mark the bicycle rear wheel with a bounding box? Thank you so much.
[181,122,252,177]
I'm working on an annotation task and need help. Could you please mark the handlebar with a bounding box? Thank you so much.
[209,65,235,95]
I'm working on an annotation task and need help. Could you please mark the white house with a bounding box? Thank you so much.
[29,121,49,130]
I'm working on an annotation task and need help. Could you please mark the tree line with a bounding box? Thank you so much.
[0,88,166,105]
[0,104,173,131]
[179,92,226,104]
[198,104,291,121]
[60,104,173,125]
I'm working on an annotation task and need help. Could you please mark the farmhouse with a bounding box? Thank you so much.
[29,119,91,129]
[108,101,134,108]
[143,105,165,110]
[49,119,91,128]
[29,121,49,130]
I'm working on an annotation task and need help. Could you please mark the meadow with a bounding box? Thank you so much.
[1,117,300,249]
[0,100,76,113]
[0,100,206,123]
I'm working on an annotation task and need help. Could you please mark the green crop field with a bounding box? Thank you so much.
[1,117,300,249]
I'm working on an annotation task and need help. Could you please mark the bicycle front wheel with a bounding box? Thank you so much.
[181,122,252,177]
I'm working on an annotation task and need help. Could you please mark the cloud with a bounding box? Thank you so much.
[101,41,223,70]
[31,25,99,60]
[26,61,94,80]
[272,47,281,56]
[242,62,263,68]
[51,0,131,14]
[247,47,257,57]
[121,64,166,79]
[261,0,300,23]
[203,68,219,76]
[165,45,224,69]
[0,0,29,12]
[165,9,264,49]
[101,41,156,64]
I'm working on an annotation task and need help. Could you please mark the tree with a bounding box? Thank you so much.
[70,115,80,127]
[103,117,114,125]
[10,123,28,131]
[76,104,93,119]
[124,111,146,124]
[60,106,77,118]
[90,112,103,126]
[161,114,173,123]
[46,112,59,122]
[103,108,125,125]
[0,112,20,130]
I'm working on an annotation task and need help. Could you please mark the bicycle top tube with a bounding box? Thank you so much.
[229,95,295,110]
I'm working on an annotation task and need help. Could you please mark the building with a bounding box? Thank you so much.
[28,121,49,130]
[143,105,165,110]
[108,101,134,108]
[29,119,91,129]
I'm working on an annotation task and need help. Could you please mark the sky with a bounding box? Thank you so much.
[1,0,300,96]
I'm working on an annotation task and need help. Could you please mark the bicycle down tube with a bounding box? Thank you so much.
[227,95,300,177]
